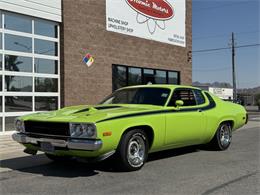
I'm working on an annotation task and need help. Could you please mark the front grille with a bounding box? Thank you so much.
[24,121,70,136]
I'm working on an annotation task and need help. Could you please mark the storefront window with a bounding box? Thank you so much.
[5,34,32,53]
[143,69,154,84]
[5,96,32,112]
[35,39,57,56]
[128,67,142,86]
[35,97,58,111]
[5,117,17,131]
[0,53,2,70]
[35,77,58,92]
[0,117,2,132]
[5,76,32,92]
[0,33,2,50]
[112,65,180,91]
[35,19,58,38]
[168,71,179,84]
[112,65,127,91]
[155,70,167,84]
[0,96,2,112]
[0,11,60,132]
[5,13,32,33]
[0,11,2,28]
[35,58,58,74]
[5,55,32,72]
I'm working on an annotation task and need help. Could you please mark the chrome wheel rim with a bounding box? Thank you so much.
[127,133,145,168]
[220,125,231,147]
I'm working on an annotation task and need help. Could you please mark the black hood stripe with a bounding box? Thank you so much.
[96,96,216,123]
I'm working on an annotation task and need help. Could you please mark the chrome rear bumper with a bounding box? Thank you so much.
[12,133,102,151]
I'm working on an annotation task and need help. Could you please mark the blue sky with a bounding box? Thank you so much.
[192,0,260,88]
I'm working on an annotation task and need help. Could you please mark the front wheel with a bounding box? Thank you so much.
[116,129,149,171]
[210,123,232,150]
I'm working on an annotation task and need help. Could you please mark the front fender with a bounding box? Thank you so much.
[95,114,166,153]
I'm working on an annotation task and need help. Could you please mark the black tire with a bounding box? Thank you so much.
[209,123,232,151]
[116,129,149,171]
[45,153,72,162]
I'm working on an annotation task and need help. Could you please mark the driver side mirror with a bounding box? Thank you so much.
[175,100,184,108]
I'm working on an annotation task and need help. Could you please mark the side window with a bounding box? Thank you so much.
[193,89,206,105]
[168,89,196,107]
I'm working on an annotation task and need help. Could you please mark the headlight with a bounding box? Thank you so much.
[15,119,25,132]
[69,123,97,138]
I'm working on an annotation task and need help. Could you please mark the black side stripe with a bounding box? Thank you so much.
[96,96,216,123]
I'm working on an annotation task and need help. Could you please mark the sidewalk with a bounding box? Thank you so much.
[0,134,48,173]
[0,134,26,160]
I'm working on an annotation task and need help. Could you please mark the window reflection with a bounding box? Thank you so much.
[0,53,2,70]
[5,34,32,53]
[168,71,178,84]
[0,33,2,49]
[5,13,32,33]
[0,117,2,132]
[35,20,58,38]
[35,58,57,74]
[35,97,58,111]
[0,11,2,28]
[35,77,58,92]
[128,67,142,86]
[5,55,32,72]
[155,70,167,84]
[143,69,154,84]
[5,117,18,131]
[0,96,2,112]
[35,39,57,56]
[5,96,32,112]
[112,65,127,91]
[112,65,180,91]
[5,76,32,92]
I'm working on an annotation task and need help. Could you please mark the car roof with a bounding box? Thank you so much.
[120,84,202,91]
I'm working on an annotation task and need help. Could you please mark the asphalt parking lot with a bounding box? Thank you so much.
[0,114,259,195]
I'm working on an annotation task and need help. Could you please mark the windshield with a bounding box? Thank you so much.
[100,87,171,106]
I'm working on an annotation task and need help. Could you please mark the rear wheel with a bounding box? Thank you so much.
[210,123,232,150]
[116,129,149,171]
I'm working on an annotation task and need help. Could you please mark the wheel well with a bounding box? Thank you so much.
[221,120,234,129]
[122,125,154,149]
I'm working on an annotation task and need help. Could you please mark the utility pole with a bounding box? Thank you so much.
[231,32,237,102]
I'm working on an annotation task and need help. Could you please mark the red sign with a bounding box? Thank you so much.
[126,0,174,20]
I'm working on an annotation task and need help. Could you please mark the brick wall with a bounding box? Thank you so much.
[61,0,192,106]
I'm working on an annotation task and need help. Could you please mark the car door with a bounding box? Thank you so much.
[165,88,207,146]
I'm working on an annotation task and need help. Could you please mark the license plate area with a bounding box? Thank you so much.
[40,142,55,153]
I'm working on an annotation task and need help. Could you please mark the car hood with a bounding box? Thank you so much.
[21,104,163,123]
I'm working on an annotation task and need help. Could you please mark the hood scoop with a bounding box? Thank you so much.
[73,108,90,114]
[94,105,121,110]
[72,105,121,114]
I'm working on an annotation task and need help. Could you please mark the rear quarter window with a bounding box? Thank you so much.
[193,89,206,105]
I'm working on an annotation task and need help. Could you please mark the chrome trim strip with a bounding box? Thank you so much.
[12,133,102,151]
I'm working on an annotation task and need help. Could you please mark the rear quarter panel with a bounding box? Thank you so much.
[203,97,247,143]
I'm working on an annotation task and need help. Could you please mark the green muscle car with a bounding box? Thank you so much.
[13,85,247,171]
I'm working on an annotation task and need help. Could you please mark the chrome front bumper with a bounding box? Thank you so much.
[12,133,102,151]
